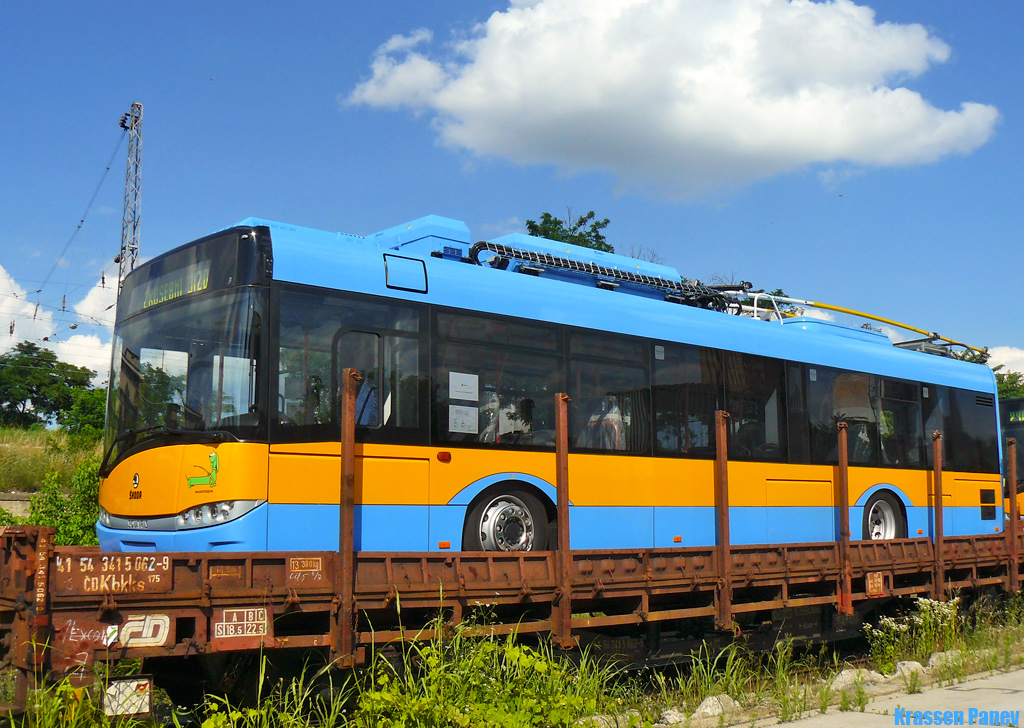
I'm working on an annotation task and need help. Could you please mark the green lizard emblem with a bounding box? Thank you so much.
[187,452,219,489]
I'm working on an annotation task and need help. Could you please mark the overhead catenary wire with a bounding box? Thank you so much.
[33,129,127,297]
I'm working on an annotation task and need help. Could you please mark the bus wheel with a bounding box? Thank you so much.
[465,490,549,552]
[862,491,906,540]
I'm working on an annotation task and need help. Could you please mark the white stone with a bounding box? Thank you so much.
[830,668,885,692]
[659,707,688,725]
[693,694,740,718]
[577,709,642,727]
[895,660,926,679]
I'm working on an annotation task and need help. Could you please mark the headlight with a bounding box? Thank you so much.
[175,500,260,530]
[98,507,111,527]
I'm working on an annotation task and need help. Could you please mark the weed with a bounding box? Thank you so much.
[903,669,921,694]
[817,680,833,714]
[864,596,962,672]
[853,676,868,712]
[838,690,851,712]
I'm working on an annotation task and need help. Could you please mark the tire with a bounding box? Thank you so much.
[862,491,907,540]
[463,489,549,552]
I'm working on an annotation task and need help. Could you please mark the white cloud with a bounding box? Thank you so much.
[989,346,1024,376]
[799,307,837,322]
[74,278,118,331]
[0,264,55,354]
[477,216,523,238]
[54,334,112,383]
[347,0,999,197]
[1,265,113,384]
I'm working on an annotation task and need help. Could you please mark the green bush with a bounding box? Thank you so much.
[28,456,100,546]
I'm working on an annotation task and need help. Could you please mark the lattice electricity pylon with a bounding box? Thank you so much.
[117,102,143,296]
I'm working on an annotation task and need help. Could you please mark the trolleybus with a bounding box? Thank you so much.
[97,216,1006,553]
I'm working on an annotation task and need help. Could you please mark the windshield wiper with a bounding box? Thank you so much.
[99,426,235,476]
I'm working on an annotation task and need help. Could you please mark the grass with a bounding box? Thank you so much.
[0,427,101,494]
[864,592,1024,684]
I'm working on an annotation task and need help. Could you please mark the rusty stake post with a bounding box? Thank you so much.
[714,410,733,631]
[553,393,576,649]
[1009,438,1020,594]
[334,368,362,666]
[835,423,853,616]
[932,431,945,602]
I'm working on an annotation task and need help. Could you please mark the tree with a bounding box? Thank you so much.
[994,365,1024,400]
[57,386,107,434]
[525,208,614,253]
[0,342,95,427]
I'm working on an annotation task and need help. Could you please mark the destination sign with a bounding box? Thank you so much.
[135,260,211,311]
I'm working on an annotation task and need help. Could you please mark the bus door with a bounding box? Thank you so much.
[333,327,430,550]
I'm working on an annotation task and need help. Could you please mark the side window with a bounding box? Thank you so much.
[725,353,785,460]
[569,360,650,453]
[433,312,560,448]
[653,343,720,457]
[807,367,878,465]
[274,287,424,443]
[942,387,999,473]
[433,342,560,447]
[876,378,923,468]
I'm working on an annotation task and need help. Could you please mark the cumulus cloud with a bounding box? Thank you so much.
[989,346,1024,376]
[74,278,118,331]
[0,264,54,354]
[1,264,113,383]
[347,0,999,196]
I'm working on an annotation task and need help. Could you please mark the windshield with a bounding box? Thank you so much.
[104,288,267,469]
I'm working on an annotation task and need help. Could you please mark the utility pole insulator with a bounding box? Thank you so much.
[118,102,143,297]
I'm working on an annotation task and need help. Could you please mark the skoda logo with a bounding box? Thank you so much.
[132,473,140,489]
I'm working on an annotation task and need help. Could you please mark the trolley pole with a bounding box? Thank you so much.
[835,423,853,616]
[714,410,733,631]
[932,431,945,602]
[1009,438,1020,594]
[553,393,576,649]
[334,368,361,667]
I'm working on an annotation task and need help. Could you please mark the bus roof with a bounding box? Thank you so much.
[231,215,997,394]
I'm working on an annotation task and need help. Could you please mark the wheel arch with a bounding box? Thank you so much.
[854,483,912,512]
[447,473,569,515]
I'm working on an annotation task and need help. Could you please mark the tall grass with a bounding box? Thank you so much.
[353,619,620,727]
[0,428,101,494]
[864,593,1024,681]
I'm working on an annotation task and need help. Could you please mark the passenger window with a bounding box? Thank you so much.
[274,287,424,443]
[807,368,878,465]
[941,387,999,473]
[876,378,923,467]
[433,342,560,447]
[653,343,720,457]
[569,360,650,453]
[725,353,785,460]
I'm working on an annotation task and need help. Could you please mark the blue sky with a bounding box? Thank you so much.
[1,1,1022,380]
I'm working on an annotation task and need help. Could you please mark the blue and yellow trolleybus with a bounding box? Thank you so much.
[97,216,1007,554]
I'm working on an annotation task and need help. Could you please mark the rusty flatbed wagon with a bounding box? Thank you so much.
[0,387,1020,717]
